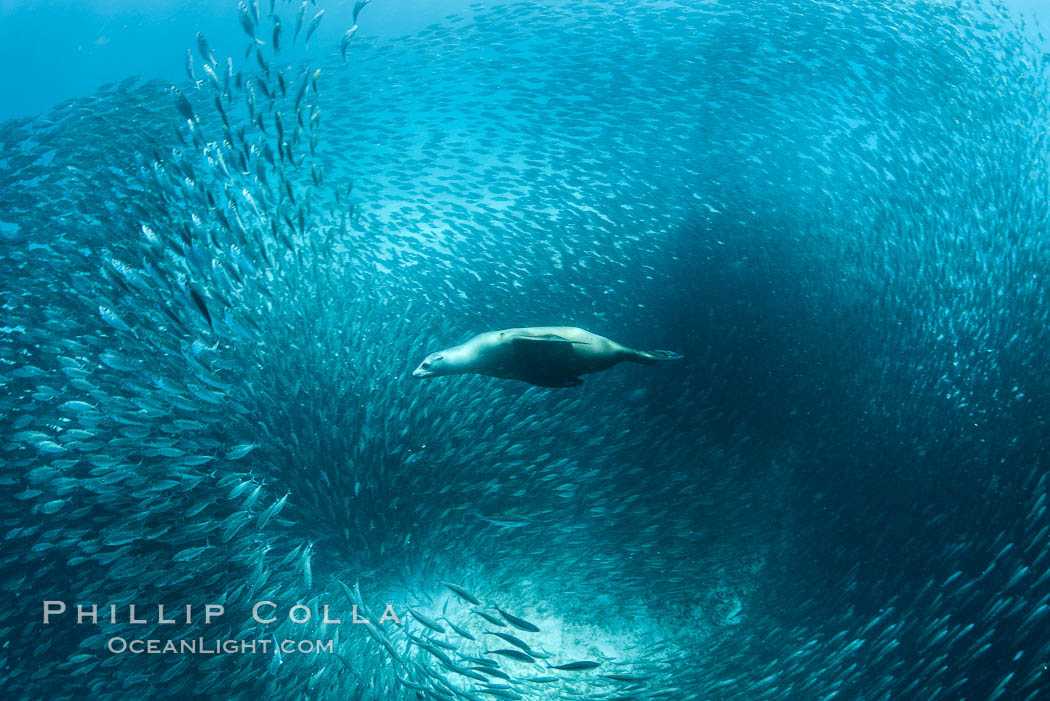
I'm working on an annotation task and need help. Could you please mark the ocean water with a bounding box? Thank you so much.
[2,0,1049,699]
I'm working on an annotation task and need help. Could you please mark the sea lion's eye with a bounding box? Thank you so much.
[434,355,444,361]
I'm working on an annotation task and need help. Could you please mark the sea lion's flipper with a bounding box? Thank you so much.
[632,349,684,364]
[523,376,583,388]
[502,335,585,386]
[508,335,579,367]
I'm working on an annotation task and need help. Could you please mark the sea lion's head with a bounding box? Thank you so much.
[412,334,492,379]
[411,350,451,379]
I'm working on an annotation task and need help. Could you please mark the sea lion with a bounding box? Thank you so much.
[411,326,683,387]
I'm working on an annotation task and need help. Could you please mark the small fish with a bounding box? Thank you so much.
[258,492,289,528]
[352,0,371,24]
[548,660,601,671]
[429,635,459,652]
[443,581,481,605]
[214,96,230,129]
[41,499,66,515]
[243,484,264,510]
[187,286,213,330]
[59,400,95,413]
[604,673,653,682]
[201,63,220,92]
[302,545,313,590]
[470,608,506,627]
[173,544,213,562]
[443,617,476,641]
[226,443,258,460]
[409,609,445,634]
[474,512,531,529]
[237,1,255,38]
[304,9,324,48]
[293,2,306,42]
[486,648,536,663]
[184,49,195,82]
[172,87,194,121]
[496,606,540,633]
[196,32,216,66]
[267,635,282,675]
[475,666,513,681]
[294,71,310,110]
[485,632,548,658]
[275,111,284,144]
[99,306,135,336]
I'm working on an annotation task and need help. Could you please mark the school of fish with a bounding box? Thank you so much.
[1,0,1049,699]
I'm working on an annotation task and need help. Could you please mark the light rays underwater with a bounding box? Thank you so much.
[2,0,1050,698]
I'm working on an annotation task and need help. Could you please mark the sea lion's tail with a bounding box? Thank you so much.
[632,349,684,364]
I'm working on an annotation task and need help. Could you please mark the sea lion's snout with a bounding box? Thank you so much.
[412,352,446,379]
[411,358,434,378]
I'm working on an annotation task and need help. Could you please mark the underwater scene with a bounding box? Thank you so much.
[2,0,1050,698]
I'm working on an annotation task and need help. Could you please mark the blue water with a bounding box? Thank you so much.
[0,0,478,124]
[2,0,1050,699]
